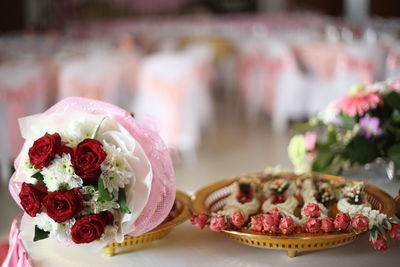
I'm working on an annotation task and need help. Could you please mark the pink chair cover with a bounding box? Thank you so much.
[1,215,33,267]
[8,97,176,236]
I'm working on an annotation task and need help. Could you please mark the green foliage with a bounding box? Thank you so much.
[98,177,113,202]
[31,172,45,185]
[118,189,131,214]
[34,226,49,242]
[343,136,380,164]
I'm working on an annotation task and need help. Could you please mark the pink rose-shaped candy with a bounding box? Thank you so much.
[303,203,321,218]
[250,214,264,232]
[305,218,321,233]
[262,214,279,233]
[334,212,351,231]
[279,216,296,234]
[229,211,245,228]
[320,217,334,233]
[190,212,209,229]
[209,216,227,232]
[294,225,305,234]
[369,235,388,252]
[264,208,282,221]
[351,214,369,232]
[388,223,400,240]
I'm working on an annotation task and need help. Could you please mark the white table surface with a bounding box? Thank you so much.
[27,174,400,267]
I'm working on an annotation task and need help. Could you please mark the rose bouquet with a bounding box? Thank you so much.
[9,97,175,250]
[288,79,400,175]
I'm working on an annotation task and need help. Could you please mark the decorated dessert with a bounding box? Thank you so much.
[4,97,177,265]
[191,173,400,253]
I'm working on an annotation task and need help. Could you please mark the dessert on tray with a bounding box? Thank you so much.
[191,172,400,255]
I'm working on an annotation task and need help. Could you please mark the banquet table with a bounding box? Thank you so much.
[22,175,400,267]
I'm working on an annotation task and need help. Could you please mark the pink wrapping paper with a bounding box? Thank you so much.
[9,97,176,236]
[1,215,33,267]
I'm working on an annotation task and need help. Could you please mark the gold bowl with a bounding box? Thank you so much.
[104,190,191,256]
[191,172,397,257]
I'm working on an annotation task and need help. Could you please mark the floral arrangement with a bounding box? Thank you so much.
[9,97,176,251]
[190,175,400,252]
[288,79,400,174]
[18,127,129,244]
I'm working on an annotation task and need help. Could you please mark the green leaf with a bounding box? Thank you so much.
[382,219,392,231]
[31,172,45,185]
[91,117,108,139]
[340,114,357,129]
[391,110,400,124]
[34,226,49,241]
[98,178,113,202]
[384,91,400,110]
[388,145,400,165]
[369,226,378,243]
[343,136,380,164]
[311,149,335,173]
[44,132,51,136]
[239,183,250,195]
[118,189,131,214]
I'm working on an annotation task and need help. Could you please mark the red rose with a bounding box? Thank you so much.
[57,143,74,157]
[264,208,282,222]
[28,133,61,169]
[209,216,227,232]
[294,225,305,234]
[305,218,321,233]
[271,194,287,204]
[43,188,83,222]
[388,223,400,240]
[369,235,388,252]
[190,212,209,229]
[320,217,334,233]
[262,214,279,233]
[73,139,106,183]
[71,214,105,244]
[229,211,245,228]
[100,211,114,226]
[334,212,351,231]
[351,214,369,232]
[250,214,263,232]
[303,203,321,218]
[279,216,295,234]
[19,182,47,217]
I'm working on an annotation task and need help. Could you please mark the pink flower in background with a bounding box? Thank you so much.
[388,79,400,91]
[351,214,369,232]
[369,235,388,252]
[229,211,245,228]
[334,90,382,117]
[304,132,317,151]
[190,213,209,229]
[320,217,334,233]
[359,115,382,138]
[294,225,305,234]
[279,216,296,234]
[209,216,227,232]
[387,223,400,240]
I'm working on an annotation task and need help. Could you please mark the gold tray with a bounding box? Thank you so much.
[191,172,398,257]
[104,190,191,256]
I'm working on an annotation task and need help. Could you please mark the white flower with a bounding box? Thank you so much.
[34,213,58,233]
[100,141,132,194]
[41,154,83,192]
[19,155,38,184]
[317,102,340,125]
[53,218,75,243]
[82,200,120,215]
